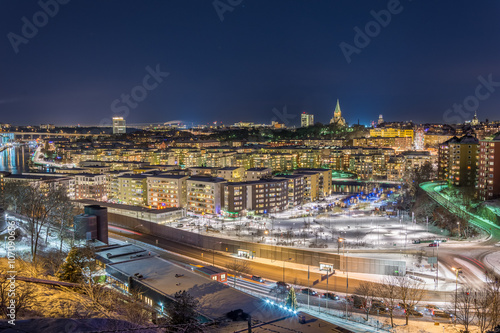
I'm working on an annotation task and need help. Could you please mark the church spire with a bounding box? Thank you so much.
[334,99,341,115]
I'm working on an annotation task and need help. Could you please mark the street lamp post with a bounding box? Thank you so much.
[433,240,440,288]
[282,257,292,283]
[452,267,462,322]
[339,237,348,319]
[457,222,460,238]
[212,241,221,266]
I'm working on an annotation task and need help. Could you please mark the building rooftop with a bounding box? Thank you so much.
[74,173,106,177]
[246,168,271,172]
[74,199,182,215]
[117,174,148,179]
[187,176,227,183]
[107,256,264,320]
[95,244,158,264]
[147,174,189,180]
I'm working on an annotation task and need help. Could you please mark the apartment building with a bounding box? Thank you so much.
[189,167,218,177]
[294,168,332,201]
[245,168,272,181]
[438,135,479,187]
[115,174,147,206]
[222,182,248,216]
[217,167,245,182]
[275,174,305,207]
[74,173,107,201]
[147,174,188,209]
[478,133,500,200]
[386,156,405,181]
[370,128,414,141]
[3,173,75,199]
[246,178,288,214]
[187,176,226,215]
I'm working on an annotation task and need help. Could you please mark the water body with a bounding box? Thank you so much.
[0,145,34,174]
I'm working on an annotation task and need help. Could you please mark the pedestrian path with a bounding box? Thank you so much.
[300,307,389,333]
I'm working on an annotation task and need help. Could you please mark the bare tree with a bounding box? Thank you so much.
[355,281,375,320]
[396,276,426,326]
[4,182,69,265]
[378,276,399,328]
[485,270,500,329]
[227,259,251,275]
[52,199,75,253]
[475,288,494,333]
[455,286,476,332]
[0,263,38,319]
[119,290,154,327]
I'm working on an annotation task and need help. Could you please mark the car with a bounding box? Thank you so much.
[425,304,440,311]
[176,223,184,228]
[433,310,453,318]
[251,275,264,283]
[406,309,424,317]
[370,305,388,314]
[323,292,339,300]
[429,242,439,247]
[275,281,290,290]
[352,295,365,308]
[301,288,317,296]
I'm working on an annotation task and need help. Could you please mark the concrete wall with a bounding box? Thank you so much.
[108,212,406,276]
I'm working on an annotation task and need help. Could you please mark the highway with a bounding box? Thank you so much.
[109,225,453,302]
[419,181,500,287]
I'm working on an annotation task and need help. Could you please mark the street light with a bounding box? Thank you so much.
[339,237,349,319]
[212,241,221,266]
[452,267,462,321]
[283,257,292,283]
[457,222,460,238]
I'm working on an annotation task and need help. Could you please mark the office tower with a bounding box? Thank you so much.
[112,117,126,134]
[301,112,314,127]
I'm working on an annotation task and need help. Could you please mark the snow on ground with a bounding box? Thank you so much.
[484,250,500,275]
[453,258,489,283]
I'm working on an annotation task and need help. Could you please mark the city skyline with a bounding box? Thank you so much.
[1,1,500,126]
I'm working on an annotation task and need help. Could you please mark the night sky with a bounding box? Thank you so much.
[1,0,500,127]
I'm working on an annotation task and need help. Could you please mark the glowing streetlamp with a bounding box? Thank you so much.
[339,237,348,319]
[452,267,462,321]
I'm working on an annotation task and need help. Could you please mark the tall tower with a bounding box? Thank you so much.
[330,99,346,126]
[471,111,479,126]
[378,114,384,125]
[301,112,314,127]
[112,117,126,134]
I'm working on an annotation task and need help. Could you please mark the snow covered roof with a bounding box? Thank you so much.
[108,256,269,320]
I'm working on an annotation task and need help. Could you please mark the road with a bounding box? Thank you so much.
[419,181,500,287]
[420,181,500,245]
[109,225,453,302]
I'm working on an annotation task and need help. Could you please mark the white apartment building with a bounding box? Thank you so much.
[187,176,226,215]
[147,175,188,209]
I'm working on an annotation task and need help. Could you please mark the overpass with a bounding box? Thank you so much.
[420,181,500,243]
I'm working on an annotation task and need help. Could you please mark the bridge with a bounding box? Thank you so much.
[3,132,111,140]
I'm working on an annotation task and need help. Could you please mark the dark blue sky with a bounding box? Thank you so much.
[1,0,500,127]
